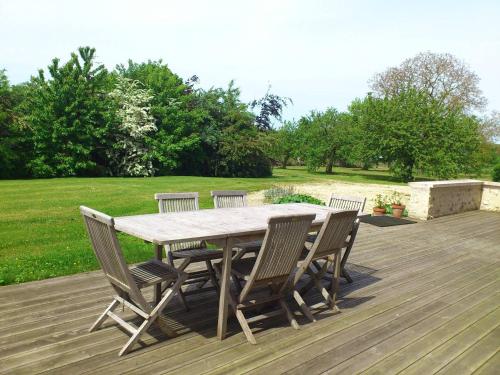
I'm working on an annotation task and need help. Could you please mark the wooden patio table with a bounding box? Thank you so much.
[114,203,354,340]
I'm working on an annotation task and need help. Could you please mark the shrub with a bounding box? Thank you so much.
[274,194,325,205]
[492,163,500,182]
[263,185,296,203]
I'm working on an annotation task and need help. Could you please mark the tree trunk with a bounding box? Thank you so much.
[325,159,334,174]
[281,157,289,169]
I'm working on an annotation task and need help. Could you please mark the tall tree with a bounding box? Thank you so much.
[250,87,291,131]
[354,89,482,181]
[369,52,486,113]
[0,70,31,178]
[23,47,114,177]
[117,60,205,175]
[297,108,354,174]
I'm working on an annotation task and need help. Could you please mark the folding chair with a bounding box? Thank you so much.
[293,210,358,322]
[215,214,315,344]
[80,206,187,356]
[328,194,366,214]
[155,192,226,308]
[211,190,262,261]
[307,194,365,283]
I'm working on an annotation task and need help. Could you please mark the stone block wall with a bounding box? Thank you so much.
[408,180,498,220]
[480,182,500,211]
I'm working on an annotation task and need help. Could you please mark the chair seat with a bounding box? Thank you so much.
[171,247,227,261]
[130,260,179,288]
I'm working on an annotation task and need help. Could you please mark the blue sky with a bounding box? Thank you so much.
[1,0,499,120]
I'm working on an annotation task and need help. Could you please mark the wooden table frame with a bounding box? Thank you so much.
[114,203,349,340]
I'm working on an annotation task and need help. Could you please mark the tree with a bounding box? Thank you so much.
[369,52,486,113]
[108,77,157,176]
[479,111,500,143]
[250,87,291,131]
[297,108,354,174]
[354,89,482,181]
[23,47,114,177]
[0,70,17,178]
[117,60,205,175]
[268,121,298,168]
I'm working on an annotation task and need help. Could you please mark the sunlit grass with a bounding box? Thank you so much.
[0,166,486,285]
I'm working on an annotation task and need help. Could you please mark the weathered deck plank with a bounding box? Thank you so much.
[0,210,498,374]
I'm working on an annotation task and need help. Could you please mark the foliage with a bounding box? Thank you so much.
[108,76,157,176]
[373,194,388,208]
[369,51,487,113]
[297,109,359,174]
[249,87,291,131]
[0,70,31,178]
[274,193,325,205]
[263,185,296,203]
[389,191,404,206]
[21,47,115,177]
[492,164,500,182]
[353,89,482,182]
[212,127,272,177]
[117,60,205,175]
[267,121,298,168]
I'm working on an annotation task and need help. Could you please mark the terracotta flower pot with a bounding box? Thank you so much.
[372,207,386,216]
[391,204,405,219]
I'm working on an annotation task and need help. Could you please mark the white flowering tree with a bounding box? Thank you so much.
[108,77,157,176]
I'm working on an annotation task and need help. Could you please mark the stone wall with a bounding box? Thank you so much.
[480,182,500,211]
[408,180,500,220]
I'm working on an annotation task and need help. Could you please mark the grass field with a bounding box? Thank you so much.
[0,166,482,285]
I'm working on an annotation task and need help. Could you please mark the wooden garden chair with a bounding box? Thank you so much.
[307,194,365,283]
[80,206,187,356]
[293,210,358,322]
[328,194,366,214]
[215,213,315,344]
[155,192,226,308]
[211,190,262,261]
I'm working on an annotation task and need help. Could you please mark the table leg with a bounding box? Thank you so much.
[217,237,233,340]
[154,243,163,305]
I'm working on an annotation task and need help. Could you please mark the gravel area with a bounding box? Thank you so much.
[247,181,411,213]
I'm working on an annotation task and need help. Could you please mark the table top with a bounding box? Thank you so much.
[114,203,345,245]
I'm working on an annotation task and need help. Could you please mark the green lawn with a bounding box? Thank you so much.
[0,166,473,285]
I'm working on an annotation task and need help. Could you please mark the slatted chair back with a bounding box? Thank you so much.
[240,214,315,301]
[309,210,358,260]
[211,190,247,209]
[329,194,366,214]
[155,192,199,213]
[80,206,148,309]
[154,192,203,251]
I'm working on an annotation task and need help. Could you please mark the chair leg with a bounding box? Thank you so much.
[206,260,220,292]
[330,252,341,312]
[280,299,300,330]
[119,318,153,356]
[293,290,316,322]
[235,309,257,344]
[177,289,189,311]
[89,298,120,332]
[232,275,243,294]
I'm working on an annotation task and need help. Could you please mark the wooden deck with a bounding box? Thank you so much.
[0,210,499,374]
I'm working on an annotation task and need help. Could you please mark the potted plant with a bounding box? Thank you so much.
[372,194,387,216]
[390,191,406,219]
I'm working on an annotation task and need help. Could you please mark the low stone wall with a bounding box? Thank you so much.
[408,180,500,220]
[480,182,500,211]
